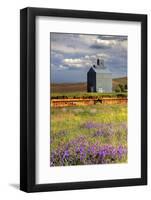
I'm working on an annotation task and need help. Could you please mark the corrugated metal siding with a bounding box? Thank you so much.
[87,67,112,92]
[96,73,112,92]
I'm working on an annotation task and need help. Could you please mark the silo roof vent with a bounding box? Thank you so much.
[96,59,105,69]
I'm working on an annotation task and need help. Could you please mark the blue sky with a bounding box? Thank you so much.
[50,33,127,83]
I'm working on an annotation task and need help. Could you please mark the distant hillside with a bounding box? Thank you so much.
[51,82,87,93]
[112,77,127,91]
[51,77,127,93]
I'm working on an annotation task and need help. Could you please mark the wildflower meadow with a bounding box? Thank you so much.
[50,104,127,166]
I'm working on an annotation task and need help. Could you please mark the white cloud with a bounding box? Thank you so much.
[61,52,110,69]
[62,57,92,69]
[120,40,128,49]
[51,33,127,80]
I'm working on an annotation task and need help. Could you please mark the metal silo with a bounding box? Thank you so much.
[87,59,112,93]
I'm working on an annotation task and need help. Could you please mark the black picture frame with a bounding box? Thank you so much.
[20,7,147,192]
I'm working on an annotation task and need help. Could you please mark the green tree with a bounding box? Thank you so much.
[118,84,124,92]
[115,86,121,93]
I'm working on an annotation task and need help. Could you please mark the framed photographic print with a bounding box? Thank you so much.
[20,7,147,192]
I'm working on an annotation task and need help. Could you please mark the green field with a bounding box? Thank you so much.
[51,92,127,98]
[50,104,127,166]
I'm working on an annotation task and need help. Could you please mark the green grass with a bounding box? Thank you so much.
[51,92,127,99]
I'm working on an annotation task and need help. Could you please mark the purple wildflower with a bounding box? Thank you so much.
[93,129,104,137]
[50,136,127,166]
[62,150,69,160]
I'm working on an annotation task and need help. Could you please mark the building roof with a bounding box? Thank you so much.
[92,66,112,74]
[88,59,112,74]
